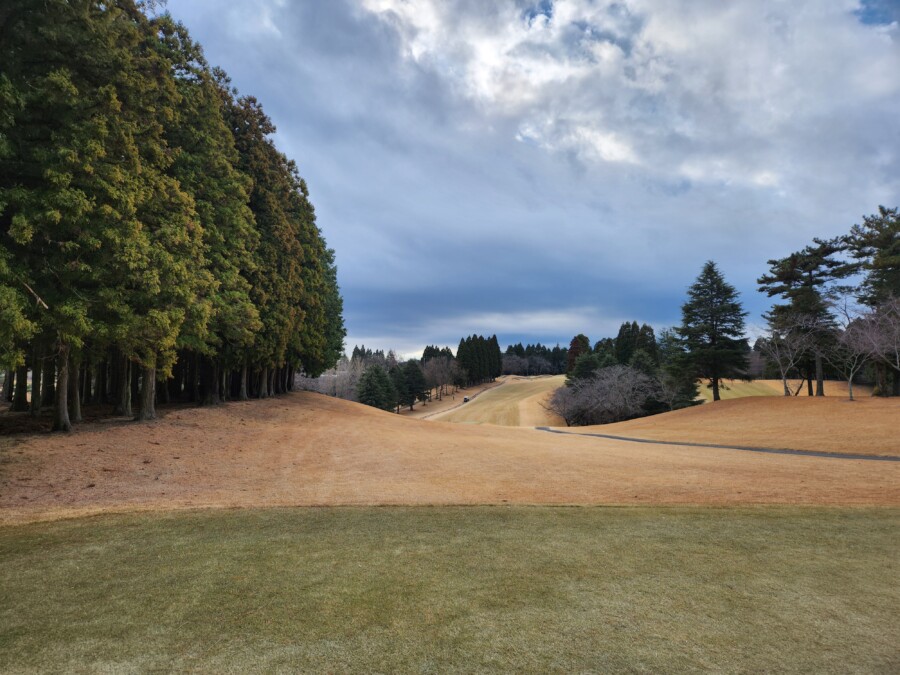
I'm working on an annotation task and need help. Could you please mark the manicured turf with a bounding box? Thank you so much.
[1,507,897,672]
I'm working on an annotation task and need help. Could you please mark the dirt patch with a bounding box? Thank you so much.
[0,392,897,524]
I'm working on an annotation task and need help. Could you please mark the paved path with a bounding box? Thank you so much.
[535,427,900,462]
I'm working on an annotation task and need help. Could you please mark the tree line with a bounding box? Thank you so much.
[756,206,899,399]
[549,205,898,426]
[300,336,502,413]
[502,343,568,376]
[0,0,345,431]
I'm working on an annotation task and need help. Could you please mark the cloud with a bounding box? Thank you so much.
[165,0,899,352]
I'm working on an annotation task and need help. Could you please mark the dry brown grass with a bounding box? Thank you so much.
[575,396,898,455]
[1,391,897,524]
[755,378,874,397]
[434,375,564,426]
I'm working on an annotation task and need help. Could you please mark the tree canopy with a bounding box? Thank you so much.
[0,0,344,429]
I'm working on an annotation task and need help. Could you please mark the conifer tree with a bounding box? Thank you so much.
[679,261,748,401]
[566,334,591,372]
[757,238,849,396]
[403,360,428,409]
[845,206,900,306]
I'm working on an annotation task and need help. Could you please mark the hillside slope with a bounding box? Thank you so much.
[1,392,897,523]
[576,397,898,455]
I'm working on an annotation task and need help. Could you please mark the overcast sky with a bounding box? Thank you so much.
[165,0,899,357]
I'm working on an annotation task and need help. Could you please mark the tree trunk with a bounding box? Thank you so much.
[130,362,140,409]
[269,368,276,396]
[711,376,721,402]
[892,368,900,397]
[82,359,93,405]
[68,353,82,423]
[2,369,13,402]
[159,374,170,405]
[30,341,43,417]
[848,378,855,402]
[189,353,200,403]
[814,354,824,397]
[781,376,790,396]
[135,366,156,421]
[96,359,108,405]
[52,341,72,432]
[41,359,55,407]
[806,376,813,397]
[258,367,269,399]
[200,356,219,406]
[220,367,228,402]
[873,362,889,397]
[113,354,132,417]
[11,365,29,412]
[238,364,249,401]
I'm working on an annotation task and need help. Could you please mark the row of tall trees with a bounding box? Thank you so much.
[456,335,502,386]
[0,1,345,430]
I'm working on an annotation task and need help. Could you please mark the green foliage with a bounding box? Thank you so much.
[0,1,344,423]
[566,353,601,385]
[356,365,396,411]
[0,247,36,369]
[678,261,748,400]
[566,334,591,372]
[456,335,501,385]
[656,327,699,408]
[628,349,657,376]
[845,206,900,306]
[403,361,428,408]
[389,366,411,410]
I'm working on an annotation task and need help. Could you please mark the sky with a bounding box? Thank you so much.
[163,0,900,357]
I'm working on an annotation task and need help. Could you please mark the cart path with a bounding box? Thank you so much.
[535,427,900,462]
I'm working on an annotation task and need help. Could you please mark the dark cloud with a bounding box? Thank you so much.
[165,0,899,355]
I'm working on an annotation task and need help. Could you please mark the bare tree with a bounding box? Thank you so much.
[547,365,658,426]
[502,354,528,375]
[546,385,582,427]
[866,296,900,373]
[423,356,455,401]
[757,314,816,396]
[823,297,871,401]
[528,355,552,375]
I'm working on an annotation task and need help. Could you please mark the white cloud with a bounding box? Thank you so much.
[360,0,900,190]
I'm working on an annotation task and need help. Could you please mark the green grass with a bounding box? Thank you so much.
[1,507,898,673]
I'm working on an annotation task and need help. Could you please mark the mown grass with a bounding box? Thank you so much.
[1,507,897,673]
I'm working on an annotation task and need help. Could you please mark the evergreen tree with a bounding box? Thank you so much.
[389,365,410,411]
[656,327,699,409]
[566,353,601,385]
[403,360,428,409]
[678,261,748,401]
[628,349,657,376]
[356,364,395,411]
[566,334,591,372]
[757,238,849,396]
[615,322,640,365]
[845,206,900,306]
